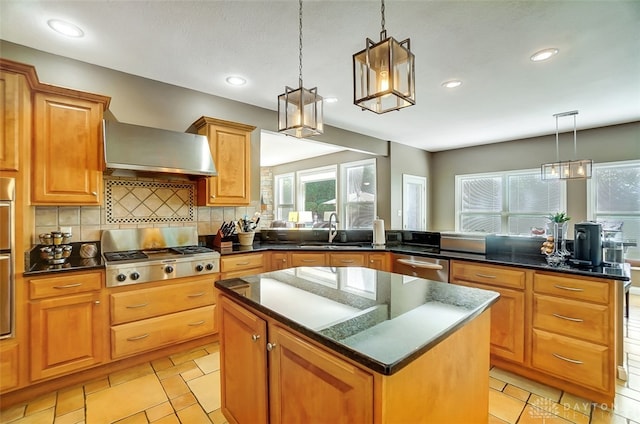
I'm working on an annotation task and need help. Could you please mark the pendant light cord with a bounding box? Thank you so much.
[380,0,387,40]
[573,113,577,160]
[298,0,303,88]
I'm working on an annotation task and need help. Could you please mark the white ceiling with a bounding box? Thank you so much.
[1,0,639,157]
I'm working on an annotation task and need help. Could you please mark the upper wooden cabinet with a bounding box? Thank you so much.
[32,91,108,205]
[0,69,31,171]
[191,116,256,206]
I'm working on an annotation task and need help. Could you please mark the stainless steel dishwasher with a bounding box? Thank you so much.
[392,254,449,283]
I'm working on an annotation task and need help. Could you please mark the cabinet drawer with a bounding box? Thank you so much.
[533,294,609,344]
[532,329,610,392]
[29,271,102,299]
[534,273,609,304]
[450,261,525,289]
[290,252,326,267]
[329,253,367,267]
[221,253,264,272]
[111,280,215,325]
[111,305,215,359]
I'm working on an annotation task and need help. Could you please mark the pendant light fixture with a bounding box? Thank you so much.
[277,0,323,138]
[353,0,415,114]
[541,110,592,180]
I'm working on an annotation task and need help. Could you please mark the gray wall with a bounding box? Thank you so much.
[430,122,640,232]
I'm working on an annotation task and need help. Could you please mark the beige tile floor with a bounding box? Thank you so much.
[2,294,640,424]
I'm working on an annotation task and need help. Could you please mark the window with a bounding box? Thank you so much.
[456,170,565,234]
[403,174,426,230]
[274,173,294,221]
[588,160,640,261]
[341,159,376,229]
[298,166,337,224]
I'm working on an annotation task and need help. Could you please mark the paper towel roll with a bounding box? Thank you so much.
[373,218,385,246]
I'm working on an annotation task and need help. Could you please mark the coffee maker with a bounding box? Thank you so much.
[572,222,603,267]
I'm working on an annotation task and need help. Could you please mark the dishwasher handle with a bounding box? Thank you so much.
[396,258,444,270]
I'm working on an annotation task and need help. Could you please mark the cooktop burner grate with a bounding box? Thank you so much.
[103,250,148,262]
[171,246,215,255]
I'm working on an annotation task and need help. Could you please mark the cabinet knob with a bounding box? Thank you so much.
[91,191,98,196]
[94,300,101,305]
[266,342,277,351]
[251,334,260,342]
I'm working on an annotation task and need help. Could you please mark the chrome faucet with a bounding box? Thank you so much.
[328,212,338,243]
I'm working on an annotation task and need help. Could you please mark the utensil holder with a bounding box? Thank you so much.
[238,231,255,247]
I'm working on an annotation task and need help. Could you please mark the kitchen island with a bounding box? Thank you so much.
[215,267,499,424]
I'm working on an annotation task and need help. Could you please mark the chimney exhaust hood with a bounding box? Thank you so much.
[103,120,217,177]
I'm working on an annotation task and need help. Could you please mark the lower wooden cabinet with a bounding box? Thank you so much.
[0,342,19,392]
[219,294,373,424]
[289,252,325,268]
[109,277,217,359]
[28,270,106,381]
[269,252,289,271]
[220,253,265,279]
[450,260,527,364]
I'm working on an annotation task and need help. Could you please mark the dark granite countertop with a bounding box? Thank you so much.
[24,241,104,276]
[216,267,499,375]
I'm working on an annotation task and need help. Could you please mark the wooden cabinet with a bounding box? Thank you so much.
[269,252,290,271]
[0,342,19,392]
[450,260,527,363]
[531,272,614,398]
[329,252,367,267]
[0,69,30,171]
[289,252,326,267]
[220,253,265,279]
[109,277,216,359]
[32,91,108,205]
[191,116,256,206]
[28,270,106,381]
[367,252,389,271]
[219,295,373,424]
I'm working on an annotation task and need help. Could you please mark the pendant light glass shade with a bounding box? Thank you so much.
[278,85,323,138]
[541,110,592,180]
[353,0,415,114]
[353,34,415,113]
[277,0,324,138]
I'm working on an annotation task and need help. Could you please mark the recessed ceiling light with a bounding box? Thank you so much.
[47,19,84,38]
[225,76,247,86]
[442,80,462,89]
[530,48,559,62]
[324,97,338,103]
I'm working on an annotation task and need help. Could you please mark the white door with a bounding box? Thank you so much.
[402,174,427,230]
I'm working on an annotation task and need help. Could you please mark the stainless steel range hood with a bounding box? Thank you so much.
[103,120,217,177]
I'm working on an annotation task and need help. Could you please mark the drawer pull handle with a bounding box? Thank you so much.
[475,273,496,279]
[553,284,584,292]
[188,320,206,326]
[252,334,261,342]
[340,260,355,263]
[397,258,443,270]
[127,333,149,341]
[125,303,148,309]
[235,261,250,266]
[552,353,583,365]
[187,292,205,298]
[53,283,82,289]
[552,313,584,323]
[301,259,317,263]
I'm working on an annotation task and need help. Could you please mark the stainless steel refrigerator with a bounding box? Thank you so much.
[0,177,15,339]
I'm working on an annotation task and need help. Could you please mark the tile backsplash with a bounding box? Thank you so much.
[33,177,259,245]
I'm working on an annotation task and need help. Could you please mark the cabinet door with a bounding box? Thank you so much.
[268,324,373,423]
[329,252,367,267]
[290,252,326,267]
[453,280,525,363]
[0,342,19,392]
[367,252,389,271]
[270,252,290,271]
[194,117,256,206]
[30,291,105,381]
[219,295,268,424]
[1,70,29,171]
[32,92,103,204]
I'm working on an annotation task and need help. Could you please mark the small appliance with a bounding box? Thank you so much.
[573,222,603,267]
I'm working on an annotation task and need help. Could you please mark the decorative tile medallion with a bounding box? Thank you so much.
[105,179,195,224]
